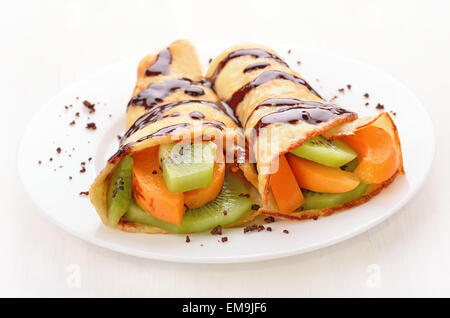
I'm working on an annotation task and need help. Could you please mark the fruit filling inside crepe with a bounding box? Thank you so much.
[268,112,402,213]
[107,141,254,233]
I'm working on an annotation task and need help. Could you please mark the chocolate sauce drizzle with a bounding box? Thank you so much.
[243,62,270,73]
[111,120,228,163]
[122,100,223,142]
[250,98,353,136]
[184,87,205,97]
[129,78,209,109]
[145,48,172,76]
[209,48,289,84]
[245,98,344,126]
[189,111,205,120]
[227,70,322,110]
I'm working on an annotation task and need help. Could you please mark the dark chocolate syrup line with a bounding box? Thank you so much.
[145,48,172,76]
[209,48,289,84]
[184,87,205,97]
[189,111,205,120]
[122,100,224,142]
[227,70,322,111]
[243,62,270,73]
[253,105,352,136]
[244,98,345,127]
[129,78,208,109]
[110,121,227,163]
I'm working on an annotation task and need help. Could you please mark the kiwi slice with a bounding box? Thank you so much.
[340,158,359,172]
[124,173,252,233]
[301,182,368,211]
[159,141,216,193]
[291,136,357,168]
[107,156,134,226]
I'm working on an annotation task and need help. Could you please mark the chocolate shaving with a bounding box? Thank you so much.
[38,161,42,165]
[251,204,260,210]
[243,224,258,234]
[152,170,157,175]
[69,176,72,180]
[266,227,272,232]
[264,216,275,223]
[364,93,370,98]
[221,237,228,242]
[313,216,318,220]
[185,235,190,243]
[211,225,222,235]
[83,100,96,113]
[86,122,97,130]
[257,225,265,232]
[56,147,61,154]
[338,88,345,93]
[347,84,352,90]
[80,166,86,173]
[376,103,385,110]
[69,120,76,126]
[283,229,289,234]
[49,157,53,162]
[79,191,89,196]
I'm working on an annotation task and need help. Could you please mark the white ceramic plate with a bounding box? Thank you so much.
[17,43,434,263]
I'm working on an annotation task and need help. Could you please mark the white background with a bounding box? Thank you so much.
[1,0,449,297]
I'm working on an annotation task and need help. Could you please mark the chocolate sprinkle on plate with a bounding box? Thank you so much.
[185,235,190,243]
[69,120,76,126]
[376,103,385,110]
[266,227,272,232]
[211,225,222,235]
[86,122,97,130]
[264,216,275,223]
[251,204,260,210]
[243,224,258,234]
[83,100,96,113]
[79,191,89,196]
[221,237,228,243]
[364,93,370,98]
[283,229,289,234]
[80,166,86,173]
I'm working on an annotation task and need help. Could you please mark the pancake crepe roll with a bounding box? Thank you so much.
[207,43,404,220]
[90,40,259,234]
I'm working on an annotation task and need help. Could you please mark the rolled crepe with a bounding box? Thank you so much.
[90,40,259,234]
[206,43,404,220]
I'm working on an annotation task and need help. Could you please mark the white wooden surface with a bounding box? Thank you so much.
[1,0,449,297]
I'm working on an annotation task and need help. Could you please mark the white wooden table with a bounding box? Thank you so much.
[1,0,448,297]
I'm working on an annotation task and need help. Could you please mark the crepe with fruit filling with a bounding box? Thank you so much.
[90,40,260,234]
[206,43,404,220]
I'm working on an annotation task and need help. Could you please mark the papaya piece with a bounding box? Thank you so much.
[132,146,185,226]
[339,125,398,184]
[269,154,304,213]
[286,154,360,193]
